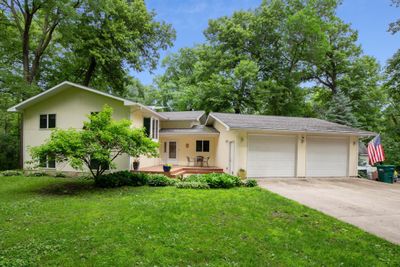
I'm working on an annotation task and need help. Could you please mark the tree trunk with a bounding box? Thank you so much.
[22,14,33,84]
[83,57,97,86]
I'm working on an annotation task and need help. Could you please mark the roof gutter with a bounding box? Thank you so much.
[229,127,376,137]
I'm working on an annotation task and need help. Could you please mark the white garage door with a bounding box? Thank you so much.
[247,135,297,177]
[306,137,348,177]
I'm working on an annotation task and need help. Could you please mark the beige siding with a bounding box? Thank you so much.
[296,134,306,177]
[213,121,243,174]
[348,136,359,177]
[129,108,162,168]
[159,135,217,166]
[23,86,130,172]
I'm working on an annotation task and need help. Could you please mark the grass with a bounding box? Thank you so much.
[0,176,399,266]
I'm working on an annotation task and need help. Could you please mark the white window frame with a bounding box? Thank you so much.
[40,155,56,169]
[149,117,159,140]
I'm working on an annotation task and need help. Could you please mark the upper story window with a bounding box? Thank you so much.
[196,140,210,152]
[40,114,56,129]
[143,117,159,140]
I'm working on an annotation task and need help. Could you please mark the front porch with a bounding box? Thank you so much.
[139,165,224,178]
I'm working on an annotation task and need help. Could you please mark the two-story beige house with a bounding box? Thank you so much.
[9,81,374,178]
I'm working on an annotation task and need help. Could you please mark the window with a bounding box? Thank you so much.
[196,140,210,152]
[39,114,56,129]
[48,114,56,128]
[143,117,151,137]
[39,155,56,169]
[143,117,159,140]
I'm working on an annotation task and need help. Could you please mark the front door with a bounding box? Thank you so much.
[228,141,235,175]
[164,141,177,164]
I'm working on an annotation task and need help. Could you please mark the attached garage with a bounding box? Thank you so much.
[247,135,297,177]
[306,136,349,177]
[206,113,374,178]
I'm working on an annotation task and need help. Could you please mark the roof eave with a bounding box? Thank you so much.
[229,127,376,137]
[205,113,230,131]
[125,103,168,120]
[159,132,219,136]
[8,81,135,112]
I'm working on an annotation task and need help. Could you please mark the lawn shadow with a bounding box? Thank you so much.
[31,179,104,196]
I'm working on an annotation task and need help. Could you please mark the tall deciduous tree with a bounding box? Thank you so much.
[0,0,174,170]
[47,0,175,91]
[156,0,384,126]
[0,0,80,84]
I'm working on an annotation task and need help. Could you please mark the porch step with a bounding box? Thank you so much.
[136,166,224,178]
[171,167,224,177]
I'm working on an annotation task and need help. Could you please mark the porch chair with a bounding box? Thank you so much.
[196,156,204,167]
[186,156,195,166]
[203,157,210,167]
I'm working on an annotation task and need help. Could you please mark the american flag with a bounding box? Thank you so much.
[368,134,385,165]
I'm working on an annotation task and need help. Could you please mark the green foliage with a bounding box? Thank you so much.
[0,0,174,170]
[55,172,67,178]
[324,90,358,127]
[185,173,242,188]
[147,174,176,187]
[383,13,400,165]
[94,171,176,188]
[30,172,48,177]
[30,106,159,179]
[155,0,384,130]
[94,171,149,188]
[48,0,175,90]
[244,179,258,187]
[175,181,210,189]
[0,170,23,177]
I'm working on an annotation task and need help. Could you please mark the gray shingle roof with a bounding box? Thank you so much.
[158,111,205,121]
[208,112,375,136]
[160,125,219,135]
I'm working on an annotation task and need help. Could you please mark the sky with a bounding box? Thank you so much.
[132,0,400,85]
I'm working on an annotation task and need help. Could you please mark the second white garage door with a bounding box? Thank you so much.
[247,135,297,177]
[306,137,349,177]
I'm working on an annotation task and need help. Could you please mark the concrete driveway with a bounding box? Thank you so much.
[258,178,400,245]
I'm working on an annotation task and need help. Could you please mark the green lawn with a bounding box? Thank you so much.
[0,176,399,266]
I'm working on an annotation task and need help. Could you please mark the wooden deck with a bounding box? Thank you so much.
[138,165,224,178]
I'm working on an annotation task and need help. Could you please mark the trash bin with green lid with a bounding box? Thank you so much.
[377,165,395,184]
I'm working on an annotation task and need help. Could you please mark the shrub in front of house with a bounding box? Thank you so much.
[175,181,210,189]
[131,172,150,186]
[244,179,258,187]
[30,171,48,177]
[147,174,175,187]
[95,172,174,188]
[184,173,242,188]
[95,171,149,188]
[1,170,23,177]
[55,172,67,178]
